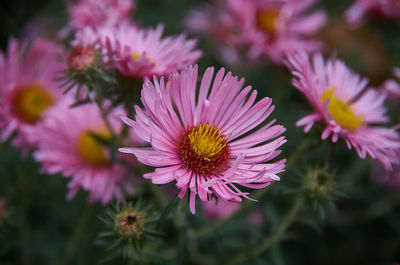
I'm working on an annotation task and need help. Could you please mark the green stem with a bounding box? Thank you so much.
[187,228,217,265]
[94,98,116,136]
[225,197,303,264]
[193,135,312,239]
[147,183,169,208]
[286,135,313,168]
[61,204,93,265]
[193,186,272,239]
[19,204,31,265]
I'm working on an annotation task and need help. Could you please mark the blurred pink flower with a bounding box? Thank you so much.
[32,100,133,204]
[382,149,400,188]
[73,23,202,78]
[346,0,400,28]
[285,52,400,170]
[186,0,326,65]
[67,0,136,31]
[383,68,400,103]
[202,199,240,220]
[248,208,265,225]
[120,65,286,213]
[0,38,65,150]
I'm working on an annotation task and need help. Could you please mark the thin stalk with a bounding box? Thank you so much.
[224,197,303,265]
[94,98,117,136]
[193,135,312,239]
[61,204,93,265]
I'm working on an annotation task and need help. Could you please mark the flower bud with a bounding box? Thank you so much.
[99,201,158,249]
[115,208,145,240]
[303,167,336,200]
[67,45,97,71]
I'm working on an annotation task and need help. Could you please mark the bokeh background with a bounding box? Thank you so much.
[0,0,400,264]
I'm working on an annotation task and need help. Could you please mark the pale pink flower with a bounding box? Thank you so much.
[285,52,400,170]
[120,65,286,213]
[73,23,202,78]
[186,0,326,65]
[32,100,133,204]
[202,199,240,220]
[0,38,65,150]
[346,0,400,28]
[383,68,400,103]
[67,0,136,31]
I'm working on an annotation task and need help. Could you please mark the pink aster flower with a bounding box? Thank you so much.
[77,23,201,78]
[32,100,132,204]
[0,38,65,149]
[120,65,286,214]
[383,68,400,103]
[202,199,240,220]
[67,0,136,32]
[346,0,400,28]
[285,52,400,170]
[186,0,326,65]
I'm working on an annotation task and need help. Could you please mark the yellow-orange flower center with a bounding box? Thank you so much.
[132,52,141,60]
[321,88,364,131]
[178,123,230,175]
[257,9,281,35]
[12,83,54,124]
[77,130,110,166]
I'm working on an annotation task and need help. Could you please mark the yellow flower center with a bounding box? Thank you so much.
[77,130,110,166]
[321,88,363,131]
[12,83,54,124]
[179,123,230,175]
[132,52,141,60]
[188,123,227,161]
[257,9,281,35]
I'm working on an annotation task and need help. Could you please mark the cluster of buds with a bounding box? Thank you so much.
[59,44,117,105]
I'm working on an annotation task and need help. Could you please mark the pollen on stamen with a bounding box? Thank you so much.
[178,123,230,175]
[77,129,111,166]
[257,9,281,35]
[11,84,54,124]
[321,87,364,131]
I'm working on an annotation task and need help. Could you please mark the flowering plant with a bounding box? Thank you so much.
[0,0,399,264]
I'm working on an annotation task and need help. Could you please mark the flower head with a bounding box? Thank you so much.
[0,38,65,149]
[67,0,136,31]
[120,65,286,213]
[73,23,202,78]
[346,0,400,28]
[186,0,326,65]
[285,52,400,170]
[32,100,133,204]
